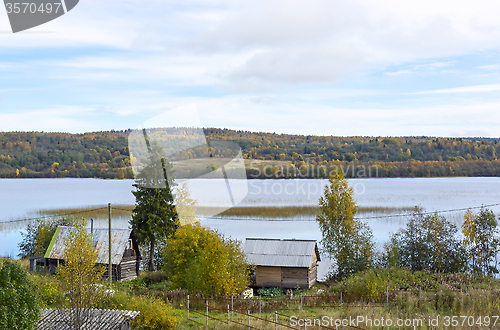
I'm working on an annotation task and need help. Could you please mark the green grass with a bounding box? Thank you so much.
[24,266,500,329]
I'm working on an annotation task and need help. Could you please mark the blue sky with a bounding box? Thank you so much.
[1,0,500,137]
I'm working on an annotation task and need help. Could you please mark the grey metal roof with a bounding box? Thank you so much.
[37,308,140,330]
[244,238,320,268]
[44,226,132,265]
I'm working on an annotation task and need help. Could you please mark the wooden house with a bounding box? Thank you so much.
[243,238,321,289]
[44,226,141,282]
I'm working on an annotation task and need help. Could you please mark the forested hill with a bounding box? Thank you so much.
[1,129,500,179]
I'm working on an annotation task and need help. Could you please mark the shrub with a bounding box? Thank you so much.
[257,287,283,297]
[31,275,64,308]
[0,260,41,330]
[162,223,249,297]
[106,292,178,330]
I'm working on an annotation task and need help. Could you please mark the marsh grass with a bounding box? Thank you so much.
[0,204,415,232]
[34,205,415,220]
[37,205,134,219]
[200,205,415,218]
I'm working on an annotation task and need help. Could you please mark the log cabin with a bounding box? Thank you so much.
[244,238,321,289]
[42,226,141,282]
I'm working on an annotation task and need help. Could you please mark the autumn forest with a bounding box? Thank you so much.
[1,128,500,179]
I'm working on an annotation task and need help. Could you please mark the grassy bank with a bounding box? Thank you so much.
[23,264,500,329]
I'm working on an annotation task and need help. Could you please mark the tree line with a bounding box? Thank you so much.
[318,173,500,281]
[1,129,500,178]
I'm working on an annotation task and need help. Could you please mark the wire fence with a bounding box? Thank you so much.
[185,288,470,329]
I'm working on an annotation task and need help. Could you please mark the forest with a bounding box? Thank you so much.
[0,128,500,179]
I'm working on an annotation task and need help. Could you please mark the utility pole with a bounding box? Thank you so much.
[108,203,112,289]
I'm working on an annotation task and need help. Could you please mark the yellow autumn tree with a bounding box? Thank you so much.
[161,223,249,298]
[316,171,374,280]
[174,181,199,226]
[55,220,106,329]
[462,208,500,276]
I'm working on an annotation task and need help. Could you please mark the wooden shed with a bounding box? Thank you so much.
[244,238,321,289]
[44,226,141,282]
[37,308,140,330]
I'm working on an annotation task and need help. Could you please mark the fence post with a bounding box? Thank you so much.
[275,311,278,330]
[206,300,208,326]
[228,304,230,329]
[300,292,303,317]
[232,296,234,321]
[187,295,190,320]
[248,310,250,330]
[466,287,468,295]
[259,296,261,317]
[386,287,389,307]
[340,292,343,311]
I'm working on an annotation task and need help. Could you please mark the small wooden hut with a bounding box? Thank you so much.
[37,308,140,330]
[244,238,321,289]
[44,226,141,282]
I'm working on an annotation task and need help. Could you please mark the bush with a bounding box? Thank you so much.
[162,223,249,297]
[257,287,283,297]
[142,271,168,285]
[0,260,41,330]
[385,210,466,273]
[106,292,178,330]
[31,275,64,308]
[327,268,441,297]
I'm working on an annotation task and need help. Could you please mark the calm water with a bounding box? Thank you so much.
[1,177,499,279]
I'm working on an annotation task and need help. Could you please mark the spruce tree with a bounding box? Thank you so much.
[131,142,179,271]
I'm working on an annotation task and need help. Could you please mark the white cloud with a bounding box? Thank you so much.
[386,70,412,76]
[0,107,97,132]
[478,64,500,71]
[174,0,500,89]
[2,0,500,90]
[2,93,500,137]
[449,130,491,138]
[412,84,500,95]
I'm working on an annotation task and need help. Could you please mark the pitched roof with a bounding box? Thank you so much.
[44,226,132,265]
[37,308,140,330]
[244,238,320,268]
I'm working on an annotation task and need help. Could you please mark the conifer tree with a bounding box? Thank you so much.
[131,142,179,271]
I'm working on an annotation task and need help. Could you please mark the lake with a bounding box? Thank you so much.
[1,177,500,280]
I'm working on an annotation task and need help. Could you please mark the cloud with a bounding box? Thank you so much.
[478,64,500,71]
[2,0,500,91]
[385,70,412,76]
[175,0,500,89]
[412,84,500,94]
[449,130,491,138]
[0,107,97,132]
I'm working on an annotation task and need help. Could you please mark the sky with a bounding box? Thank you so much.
[1,0,500,137]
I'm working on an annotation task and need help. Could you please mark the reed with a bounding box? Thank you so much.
[37,205,416,220]
[37,205,134,219]
[0,204,416,232]
[200,205,415,218]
